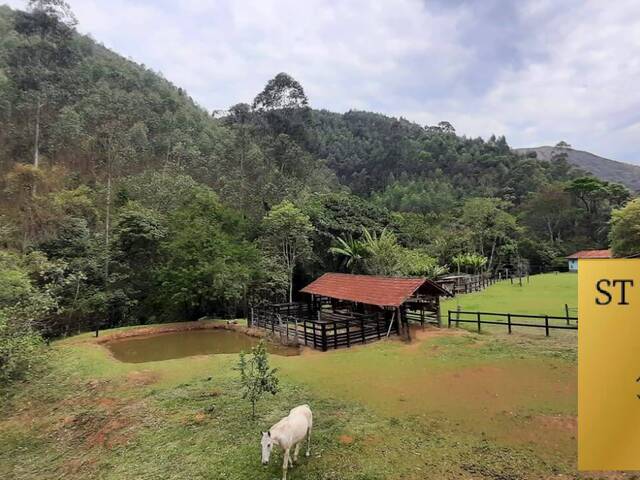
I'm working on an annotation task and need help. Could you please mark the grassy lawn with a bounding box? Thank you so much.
[442,272,577,317]
[0,316,582,480]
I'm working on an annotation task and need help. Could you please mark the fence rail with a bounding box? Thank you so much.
[447,309,578,336]
[250,306,393,351]
[437,275,500,295]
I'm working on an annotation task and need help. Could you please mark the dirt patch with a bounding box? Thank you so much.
[535,413,576,433]
[61,457,98,475]
[85,416,134,449]
[403,325,466,351]
[338,434,354,445]
[126,370,161,386]
[96,398,118,410]
[361,434,383,446]
[86,378,111,391]
[493,413,577,454]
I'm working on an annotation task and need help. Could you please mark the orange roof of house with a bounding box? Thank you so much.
[300,273,450,307]
[566,249,612,259]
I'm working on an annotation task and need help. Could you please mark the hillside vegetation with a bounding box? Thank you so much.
[0,1,635,375]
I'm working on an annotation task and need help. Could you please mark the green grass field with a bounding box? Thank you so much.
[442,272,577,317]
[0,274,585,480]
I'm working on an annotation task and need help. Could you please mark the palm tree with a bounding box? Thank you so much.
[328,235,368,271]
[360,227,404,276]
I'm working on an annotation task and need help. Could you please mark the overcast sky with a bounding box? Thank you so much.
[6,0,640,163]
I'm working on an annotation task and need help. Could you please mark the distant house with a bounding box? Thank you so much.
[566,249,612,272]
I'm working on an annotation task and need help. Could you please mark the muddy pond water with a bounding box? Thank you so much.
[105,329,299,363]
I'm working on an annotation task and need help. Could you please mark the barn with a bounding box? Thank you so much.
[251,273,452,350]
[566,249,612,272]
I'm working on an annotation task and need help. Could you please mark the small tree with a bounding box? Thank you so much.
[237,340,279,419]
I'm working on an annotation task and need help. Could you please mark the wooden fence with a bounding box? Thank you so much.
[250,306,392,351]
[438,275,499,295]
[404,308,440,327]
[447,309,578,336]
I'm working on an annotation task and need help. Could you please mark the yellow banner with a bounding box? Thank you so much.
[579,259,640,470]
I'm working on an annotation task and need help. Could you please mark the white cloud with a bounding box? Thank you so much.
[4,0,640,163]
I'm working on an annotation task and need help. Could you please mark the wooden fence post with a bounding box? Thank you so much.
[448,310,451,328]
[285,317,289,343]
[312,322,317,349]
[333,322,338,349]
[346,320,351,347]
[545,315,549,337]
[361,317,366,344]
[321,324,327,351]
[477,312,481,332]
[507,313,512,334]
[565,304,570,326]
[303,319,308,346]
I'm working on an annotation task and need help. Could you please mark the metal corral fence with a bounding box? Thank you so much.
[447,309,578,336]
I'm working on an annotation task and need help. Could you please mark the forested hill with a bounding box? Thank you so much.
[0,3,634,331]
[515,146,640,192]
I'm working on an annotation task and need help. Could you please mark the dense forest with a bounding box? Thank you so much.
[1,2,638,384]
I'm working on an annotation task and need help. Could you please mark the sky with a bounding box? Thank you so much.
[6,0,640,163]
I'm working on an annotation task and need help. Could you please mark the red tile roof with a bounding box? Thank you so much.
[566,249,612,259]
[300,273,449,307]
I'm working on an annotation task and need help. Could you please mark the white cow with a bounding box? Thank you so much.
[261,404,313,480]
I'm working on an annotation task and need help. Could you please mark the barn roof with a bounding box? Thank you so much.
[300,273,450,307]
[566,249,612,259]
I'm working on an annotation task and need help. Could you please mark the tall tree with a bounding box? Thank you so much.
[261,201,313,303]
[521,184,573,243]
[459,197,518,270]
[252,72,311,144]
[9,0,78,167]
[156,187,257,319]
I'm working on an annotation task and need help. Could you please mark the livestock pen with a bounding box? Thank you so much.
[251,273,452,350]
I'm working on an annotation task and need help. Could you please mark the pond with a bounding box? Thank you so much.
[105,329,299,363]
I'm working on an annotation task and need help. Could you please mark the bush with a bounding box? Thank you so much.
[0,312,48,389]
[0,251,52,391]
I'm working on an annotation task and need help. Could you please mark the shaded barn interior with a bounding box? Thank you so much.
[251,273,451,350]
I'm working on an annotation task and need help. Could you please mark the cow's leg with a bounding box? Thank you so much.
[306,425,312,457]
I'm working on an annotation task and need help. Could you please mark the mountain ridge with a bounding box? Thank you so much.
[514,146,640,192]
